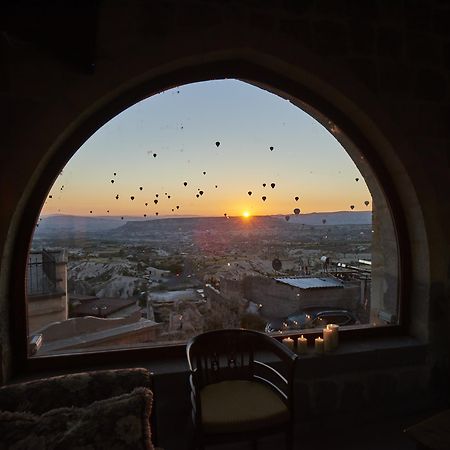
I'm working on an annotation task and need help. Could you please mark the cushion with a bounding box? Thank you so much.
[200,380,289,434]
[0,368,152,414]
[0,387,154,450]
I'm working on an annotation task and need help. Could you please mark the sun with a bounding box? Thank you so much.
[242,211,251,218]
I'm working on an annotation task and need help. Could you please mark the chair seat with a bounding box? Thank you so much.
[200,380,289,434]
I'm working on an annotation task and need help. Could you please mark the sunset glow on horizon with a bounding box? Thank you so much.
[40,80,372,219]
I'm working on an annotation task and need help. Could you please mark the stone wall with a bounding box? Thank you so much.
[294,342,433,420]
[242,276,360,319]
[37,310,143,342]
[27,293,68,333]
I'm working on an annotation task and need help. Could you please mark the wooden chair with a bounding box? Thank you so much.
[186,329,298,449]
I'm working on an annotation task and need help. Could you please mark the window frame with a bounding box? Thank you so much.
[9,60,411,375]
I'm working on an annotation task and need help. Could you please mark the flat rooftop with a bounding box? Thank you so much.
[274,277,344,289]
[73,297,136,316]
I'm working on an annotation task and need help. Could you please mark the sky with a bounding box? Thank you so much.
[41,79,372,218]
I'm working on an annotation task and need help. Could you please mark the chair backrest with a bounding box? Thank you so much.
[187,328,296,388]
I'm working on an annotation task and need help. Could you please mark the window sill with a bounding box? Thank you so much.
[291,335,427,379]
[21,329,426,378]
[111,335,421,376]
[121,336,428,378]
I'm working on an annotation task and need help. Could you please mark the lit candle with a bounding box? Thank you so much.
[297,335,308,354]
[326,324,339,349]
[323,327,334,352]
[314,336,324,354]
[282,337,294,351]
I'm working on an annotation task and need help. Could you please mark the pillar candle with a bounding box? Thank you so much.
[314,336,324,354]
[326,324,339,349]
[282,337,294,351]
[297,335,308,354]
[323,327,334,352]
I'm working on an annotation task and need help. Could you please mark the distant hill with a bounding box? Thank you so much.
[36,215,131,234]
[35,211,371,237]
[275,211,372,225]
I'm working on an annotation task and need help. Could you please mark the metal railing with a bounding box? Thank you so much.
[27,249,57,295]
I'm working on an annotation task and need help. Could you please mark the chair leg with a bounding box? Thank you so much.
[286,426,294,450]
[192,431,205,450]
[190,435,204,450]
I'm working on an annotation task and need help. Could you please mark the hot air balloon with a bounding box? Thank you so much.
[184,182,187,186]
[364,200,370,206]
[295,196,299,201]
[271,183,275,189]
[248,191,252,196]
[285,215,290,221]
[262,196,267,202]
[130,196,135,201]
[322,219,327,224]
[154,199,158,204]
[262,183,266,187]
[350,205,355,210]
[294,208,300,215]
[215,141,220,147]
[270,146,274,151]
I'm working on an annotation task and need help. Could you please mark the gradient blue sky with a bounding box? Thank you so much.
[42,79,371,218]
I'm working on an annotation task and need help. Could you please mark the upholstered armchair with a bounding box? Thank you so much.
[0,368,156,450]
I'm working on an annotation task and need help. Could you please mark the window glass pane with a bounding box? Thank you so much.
[26,79,399,357]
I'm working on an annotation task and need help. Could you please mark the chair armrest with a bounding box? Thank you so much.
[263,335,298,367]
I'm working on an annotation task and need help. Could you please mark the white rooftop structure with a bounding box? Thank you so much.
[149,289,200,303]
[274,277,344,289]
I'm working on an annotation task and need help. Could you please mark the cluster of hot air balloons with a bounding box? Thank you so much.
[43,131,373,223]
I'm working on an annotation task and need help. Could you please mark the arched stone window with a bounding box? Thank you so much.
[24,79,402,358]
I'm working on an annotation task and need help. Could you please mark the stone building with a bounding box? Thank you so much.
[26,249,68,333]
[241,275,361,319]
